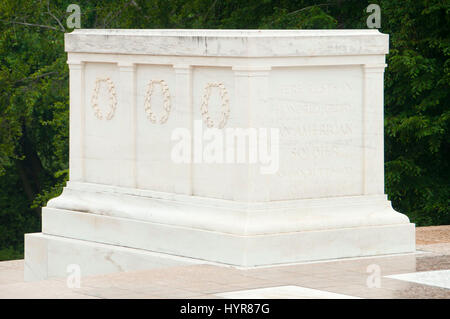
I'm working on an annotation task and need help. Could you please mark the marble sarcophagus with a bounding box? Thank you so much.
[24,29,415,281]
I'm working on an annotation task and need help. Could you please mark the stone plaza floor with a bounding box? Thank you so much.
[0,226,449,299]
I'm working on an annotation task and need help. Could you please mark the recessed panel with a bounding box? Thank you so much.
[84,62,130,186]
[136,64,181,192]
[191,66,248,200]
[255,65,364,200]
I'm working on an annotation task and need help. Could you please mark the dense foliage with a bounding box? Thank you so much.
[0,0,448,260]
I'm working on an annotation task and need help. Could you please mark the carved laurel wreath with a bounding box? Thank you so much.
[144,79,171,124]
[200,82,230,129]
[91,77,118,120]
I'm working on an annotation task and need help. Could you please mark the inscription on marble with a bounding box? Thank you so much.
[268,66,363,197]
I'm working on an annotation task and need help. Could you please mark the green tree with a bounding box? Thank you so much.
[0,0,448,261]
[381,0,450,225]
[0,0,69,260]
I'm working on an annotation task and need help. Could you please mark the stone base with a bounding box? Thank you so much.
[24,233,206,282]
[25,215,415,281]
[24,182,416,280]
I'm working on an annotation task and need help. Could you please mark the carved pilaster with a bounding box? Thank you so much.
[67,61,85,181]
[363,64,386,194]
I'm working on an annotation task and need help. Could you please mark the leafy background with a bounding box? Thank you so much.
[0,0,449,260]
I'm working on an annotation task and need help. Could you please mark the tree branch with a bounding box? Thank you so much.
[202,0,219,21]
[14,72,59,85]
[0,19,59,31]
[103,0,134,28]
[45,0,65,32]
[287,3,332,16]
[129,0,150,20]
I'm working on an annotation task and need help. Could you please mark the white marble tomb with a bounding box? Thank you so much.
[24,29,415,281]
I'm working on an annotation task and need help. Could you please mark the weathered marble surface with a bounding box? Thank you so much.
[65,29,389,57]
[25,29,414,280]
